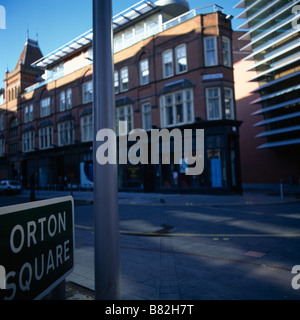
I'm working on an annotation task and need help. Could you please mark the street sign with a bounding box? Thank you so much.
[0,196,74,300]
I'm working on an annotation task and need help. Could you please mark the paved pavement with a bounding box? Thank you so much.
[17,185,300,300]
[19,183,300,206]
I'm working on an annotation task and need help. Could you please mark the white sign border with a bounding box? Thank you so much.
[0,196,75,300]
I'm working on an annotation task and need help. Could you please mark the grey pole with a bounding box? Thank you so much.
[93,0,121,300]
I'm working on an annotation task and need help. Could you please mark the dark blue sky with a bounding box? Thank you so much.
[0,0,242,89]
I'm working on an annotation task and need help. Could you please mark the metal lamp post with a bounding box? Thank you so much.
[93,0,121,300]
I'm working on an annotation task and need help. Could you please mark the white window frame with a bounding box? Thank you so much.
[124,27,134,47]
[81,115,93,142]
[82,81,93,104]
[66,88,72,110]
[22,131,35,153]
[146,14,160,37]
[60,91,66,111]
[120,67,129,92]
[116,105,133,136]
[39,126,53,150]
[25,104,34,122]
[29,104,33,122]
[40,97,51,118]
[206,87,222,120]
[204,36,218,66]
[160,89,194,128]
[140,59,149,86]
[114,33,123,52]
[142,102,152,131]
[134,21,146,42]
[222,36,232,67]
[114,70,119,94]
[162,49,174,78]
[175,44,188,74]
[52,62,64,78]
[58,121,75,146]
[224,87,235,120]
[24,106,29,123]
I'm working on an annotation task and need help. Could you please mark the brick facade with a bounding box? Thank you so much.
[0,4,242,194]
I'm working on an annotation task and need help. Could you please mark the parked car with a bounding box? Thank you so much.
[0,180,22,195]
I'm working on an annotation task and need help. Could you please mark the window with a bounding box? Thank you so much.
[60,91,66,111]
[120,67,129,92]
[116,105,133,135]
[24,106,29,123]
[39,126,53,150]
[9,143,18,155]
[224,88,235,120]
[0,114,4,131]
[24,104,33,123]
[29,104,33,122]
[175,44,187,74]
[22,131,35,153]
[114,71,119,94]
[222,37,231,67]
[66,89,72,110]
[81,115,93,142]
[162,49,173,78]
[0,138,4,157]
[113,14,160,53]
[135,21,145,42]
[206,88,221,120]
[124,28,134,47]
[58,121,75,146]
[142,102,152,130]
[40,97,51,118]
[59,89,72,111]
[83,81,93,104]
[9,118,18,138]
[160,89,194,127]
[114,33,123,52]
[204,37,218,66]
[146,14,159,36]
[52,63,64,78]
[140,59,149,86]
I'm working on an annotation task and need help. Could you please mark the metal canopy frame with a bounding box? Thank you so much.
[32,0,157,69]
[32,29,93,69]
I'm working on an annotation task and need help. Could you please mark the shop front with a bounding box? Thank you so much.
[117,121,242,194]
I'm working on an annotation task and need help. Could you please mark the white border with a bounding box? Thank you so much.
[0,196,75,300]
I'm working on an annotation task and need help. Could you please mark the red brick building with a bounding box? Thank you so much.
[0,0,242,194]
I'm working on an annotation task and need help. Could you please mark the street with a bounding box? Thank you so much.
[1,193,300,299]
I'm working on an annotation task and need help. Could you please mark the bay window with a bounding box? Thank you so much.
[160,89,194,127]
